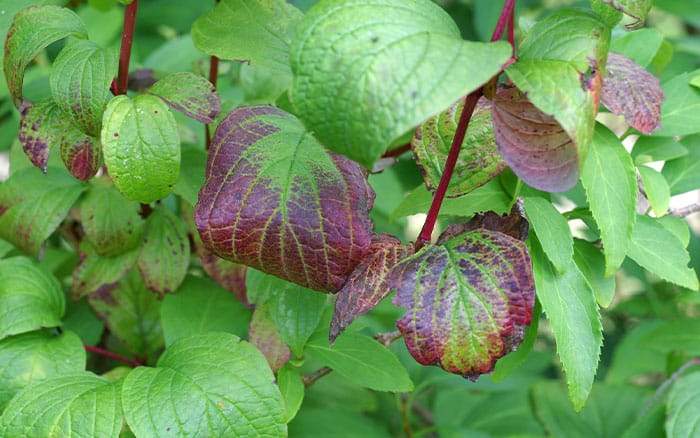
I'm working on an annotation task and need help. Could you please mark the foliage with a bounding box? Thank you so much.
[0,0,699,436]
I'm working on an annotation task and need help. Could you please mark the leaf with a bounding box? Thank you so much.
[174,147,207,206]
[0,329,85,411]
[277,365,304,423]
[17,99,68,171]
[590,0,624,27]
[601,52,664,135]
[0,372,122,437]
[249,303,291,373]
[160,275,251,347]
[331,234,413,343]
[121,333,286,437]
[62,298,105,346]
[666,372,700,438]
[306,332,413,392]
[641,319,700,355]
[662,134,700,195]
[71,241,139,299]
[658,215,690,247]
[3,5,87,107]
[610,28,664,68]
[628,215,698,290]
[50,39,118,136]
[0,166,86,257]
[637,165,670,216]
[411,98,504,197]
[194,106,375,293]
[606,320,666,384]
[573,239,616,308]
[491,300,541,382]
[0,257,64,338]
[632,136,687,165]
[390,218,535,379]
[192,0,303,77]
[530,238,602,411]
[290,0,511,169]
[599,0,653,29]
[655,70,700,137]
[289,407,391,438]
[137,206,189,295]
[101,94,180,203]
[524,196,573,272]
[147,71,221,123]
[580,124,637,276]
[59,128,101,181]
[80,179,144,257]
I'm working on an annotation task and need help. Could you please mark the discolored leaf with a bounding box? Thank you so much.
[50,39,118,136]
[137,206,190,295]
[331,234,413,343]
[18,99,69,172]
[601,52,663,135]
[195,106,375,292]
[411,98,504,197]
[249,303,291,373]
[599,0,653,29]
[147,71,221,123]
[390,220,535,378]
[121,333,286,437]
[436,203,530,243]
[101,94,180,203]
[0,166,86,257]
[290,0,511,169]
[0,257,64,339]
[71,241,139,299]
[3,5,87,107]
[59,128,101,181]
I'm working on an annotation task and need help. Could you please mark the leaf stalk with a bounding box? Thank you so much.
[116,0,138,95]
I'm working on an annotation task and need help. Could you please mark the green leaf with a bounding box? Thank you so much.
[277,365,304,423]
[101,94,180,203]
[0,329,85,411]
[71,242,139,299]
[606,320,666,384]
[122,333,286,437]
[0,166,86,257]
[289,407,391,438]
[658,215,690,247]
[628,215,698,290]
[62,298,104,346]
[610,28,664,68]
[249,303,291,373]
[306,332,413,392]
[411,98,503,197]
[632,136,687,165]
[50,39,118,136]
[638,165,670,216]
[80,179,144,257]
[530,238,602,411]
[667,372,700,437]
[655,70,700,137]
[160,276,251,347]
[0,257,64,338]
[137,206,189,295]
[3,5,87,107]
[641,319,700,355]
[0,239,13,258]
[147,71,221,123]
[524,196,573,272]
[0,372,122,437]
[590,0,624,27]
[663,134,700,195]
[573,239,616,307]
[581,124,637,276]
[173,147,206,206]
[599,0,653,29]
[192,0,302,77]
[87,270,164,359]
[290,0,511,168]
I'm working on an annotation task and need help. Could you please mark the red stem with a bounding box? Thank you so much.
[507,3,515,50]
[415,0,517,249]
[116,0,138,95]
[382,143,411,159]
[84,345,141,368]
[205,55,220,150]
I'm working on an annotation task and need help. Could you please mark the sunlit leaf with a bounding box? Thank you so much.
[599,0,653,29]
[147,71,220,123]
[637,165,670,216]
[524,196,573,273]
[573,239,616,308]
[655,70,700,137]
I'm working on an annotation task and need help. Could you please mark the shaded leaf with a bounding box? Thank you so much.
[331,234,413,343]
[50,39,118,136]
[573,239,616,308]
[18,99,68,172]
[411,98,504,197]
[524,196,573,272]
[101,94,180,203]
[174,147,207,206]
[0,372,122,437]
[581,124,637,276]
[599,0,653,29]
[71,241,138,299]
[641,319,700,356]
[0,166,86,257]
[3,5,87,107]
[62,298,105,346]
[606,320,666,384]
[632,136,687,165]
[638,165,670,216]
[59,128,101,181]
[121,333,286,437]
[655,70,700,137]
[289,407,391,438]
[601,52,663,135]
[137,206,189,295]
[0,329,85,411]
[160,275,251,347]
[290,0,511,169]
[666,372,700,438]
[147,71,221,123]
[195,106,375,292]
[610,28,664,68]
[249,303,291,373]
[390,222,535,378]
[277,365,304,423]
[662,134,700,195]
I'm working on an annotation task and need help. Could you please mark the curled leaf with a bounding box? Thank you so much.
[147,72,221,124]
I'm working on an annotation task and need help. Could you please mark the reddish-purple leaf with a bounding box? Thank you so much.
[390,213,534,379]
[330,234,414,343]
[60,129,101,181]
[147,72,221,124]
[195,105,375,293]
[492,87,579,192]
[249,303,291,374]
[601,52,663,135]
[437,200,529,244]
[18,100,69,172]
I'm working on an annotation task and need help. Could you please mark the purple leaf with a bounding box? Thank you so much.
[18,100,68,172]
[390,212,534,379]
[249,303,291,374]
[195,105,375,293]
[330,234,414,343]
[60,129,101,181]
[147,72,221,124]
[601,52,663,135]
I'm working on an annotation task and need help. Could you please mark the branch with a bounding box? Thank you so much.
[374,330,403,347]
[301,366,332,387]
[639,357,700,418]
[116,0,138,95]
[670,202,700,218]
[84,344,141,368]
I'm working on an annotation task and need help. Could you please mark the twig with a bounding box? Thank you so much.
[639,357,700,418]
[116,0,138,96]
[670,202,700,218]
[84,344,141,368]
[374,330,403,347]
[301,366,332,387]
[382,143,412,159]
